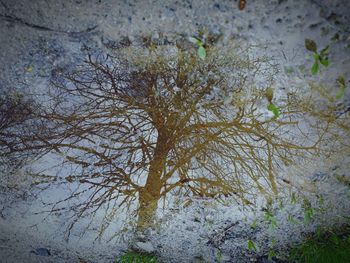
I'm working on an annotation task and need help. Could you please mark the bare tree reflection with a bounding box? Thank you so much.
[1,43,332,235]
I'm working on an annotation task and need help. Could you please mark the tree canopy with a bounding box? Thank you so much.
[0,42,333,235]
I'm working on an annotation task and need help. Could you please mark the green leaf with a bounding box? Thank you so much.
[198,46,206,60]
[267,103,274,111]
[336,88,346,100]
[305,39,317,53]
[268,250,277,261]
[251,219,258,230]
[304,208,313,224]
[267,103,280,118]
[320,59,329,67]
[216,250,222,262]
[336,76,346,100]
[247,240,257,251]
[271,238,277,246]
[311,61,319,75]
[189,36,203,46]
[265,211,278,229]
[320,45,330,57]
[291,192,297,204]
[270,217,278,229]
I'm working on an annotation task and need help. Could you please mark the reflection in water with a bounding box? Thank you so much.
[1,43,341,236]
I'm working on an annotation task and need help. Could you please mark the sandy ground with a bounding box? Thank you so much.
[1,0,350,262]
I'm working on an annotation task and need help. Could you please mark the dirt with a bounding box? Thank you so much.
[0,0,350,262]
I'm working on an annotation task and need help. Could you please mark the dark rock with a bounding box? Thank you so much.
[193,217,201,222]
[31,247,51,256]
[327,12,338,21]
[332,165,340,171]
[309,22,322,29]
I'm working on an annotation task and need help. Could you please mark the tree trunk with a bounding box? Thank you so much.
[137,187,161,231]
[136,132,168,231]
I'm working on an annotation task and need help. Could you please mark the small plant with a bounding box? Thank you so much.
[304,38,330,75]
[303,208,314,224]
[117,251,159,263]
[289,227,350,263]
[267,249,277,261]
[264,210,278,230]
[265,87,280,118]
[290,192,298,204]
[265,238,280,261]
[247,239,258,252]
[302,199,314,225]
[335,75,347,100]
[287,214,299,225]
[215,249,222,262]
[188,36,206,60]
[251,219,258,230]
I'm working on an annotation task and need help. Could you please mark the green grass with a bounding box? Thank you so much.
[117,251,160,263]
[288,227,350,263]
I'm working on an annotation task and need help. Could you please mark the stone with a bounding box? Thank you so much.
[221,254,231,261]
[134,241,155,253]
[31,247,51,256]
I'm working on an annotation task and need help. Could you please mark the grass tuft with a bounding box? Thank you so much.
[117,251,160,263]
[288,227,350,263]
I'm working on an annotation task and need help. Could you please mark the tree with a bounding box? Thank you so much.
[0,91,38,170]
[1,42,329,234]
